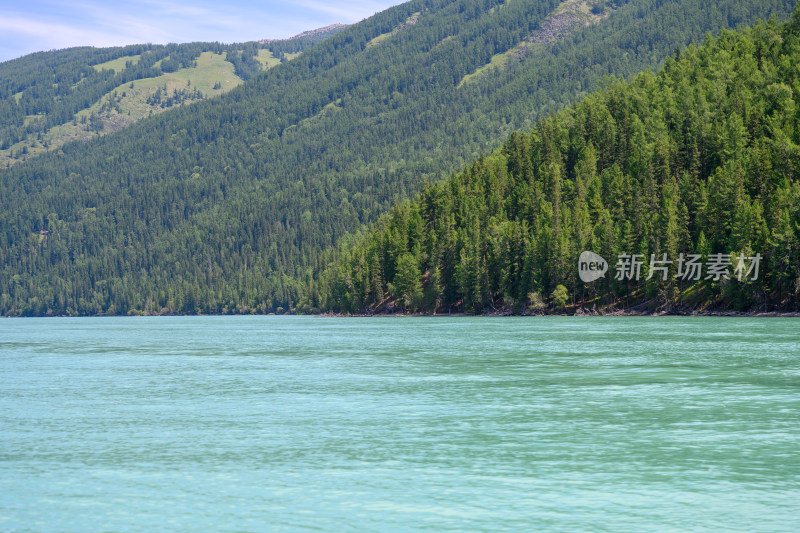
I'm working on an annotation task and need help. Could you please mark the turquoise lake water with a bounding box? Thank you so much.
[1,316,799,531]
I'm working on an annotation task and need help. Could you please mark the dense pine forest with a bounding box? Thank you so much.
[0,0,797,316]
[322,10,800,314]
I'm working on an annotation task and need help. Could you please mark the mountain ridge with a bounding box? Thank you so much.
[259,24,350,44]
[0,0,796,316]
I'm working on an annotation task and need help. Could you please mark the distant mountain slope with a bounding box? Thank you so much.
[322,9,800,314]
[0,25,346,167]
[0,0,795,316]
[260,24,350,46]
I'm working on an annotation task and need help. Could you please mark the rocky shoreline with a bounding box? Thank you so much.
[318,308,800,318]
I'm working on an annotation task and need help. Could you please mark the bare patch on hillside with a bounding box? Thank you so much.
[459,0,616,87]
[367,12,421,48]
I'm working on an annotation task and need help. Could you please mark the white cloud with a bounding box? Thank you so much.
[0,0,402,62]
[291,0,392,21]
[0,13,160,50]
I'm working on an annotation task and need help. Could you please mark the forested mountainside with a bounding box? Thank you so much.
[0,0,795,316]
[322,10,800,314]
[0,25,345,166]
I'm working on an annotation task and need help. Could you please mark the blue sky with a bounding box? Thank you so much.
[0,0,402,62]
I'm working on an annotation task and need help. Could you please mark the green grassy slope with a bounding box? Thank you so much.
[2,51,246,165]
[0,27,345,167]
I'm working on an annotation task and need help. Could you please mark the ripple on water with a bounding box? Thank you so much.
[1,316,798,532]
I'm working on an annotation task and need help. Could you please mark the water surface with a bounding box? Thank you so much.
[1,316,798,531]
